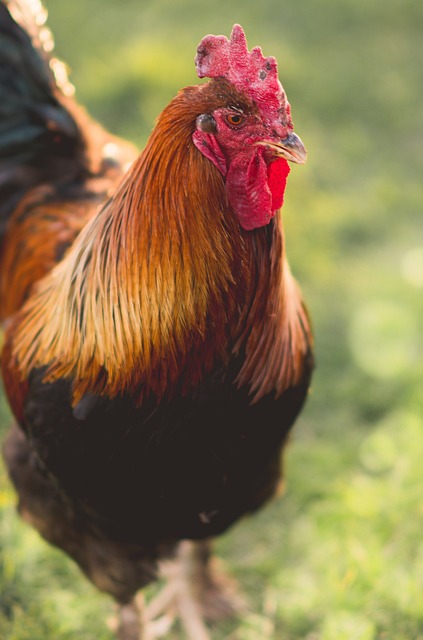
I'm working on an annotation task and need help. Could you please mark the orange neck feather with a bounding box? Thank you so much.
[10,83,312,405]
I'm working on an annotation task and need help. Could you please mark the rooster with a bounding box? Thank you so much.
[0,1,313,638]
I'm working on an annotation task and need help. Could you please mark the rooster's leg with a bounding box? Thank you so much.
[117,596,144,640]
[182,539,246,623]
[170,541,211,639]
[144,540,245,639]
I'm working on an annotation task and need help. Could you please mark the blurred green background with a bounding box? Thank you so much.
[1,0,423,638]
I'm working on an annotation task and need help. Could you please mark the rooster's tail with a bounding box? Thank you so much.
[0,0,133,239]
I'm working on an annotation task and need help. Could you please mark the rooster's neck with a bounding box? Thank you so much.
[10,89,311,404]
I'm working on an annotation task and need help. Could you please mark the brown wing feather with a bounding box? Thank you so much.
[0,164,130,321]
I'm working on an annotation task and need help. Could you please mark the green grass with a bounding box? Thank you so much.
[1,0,423,637]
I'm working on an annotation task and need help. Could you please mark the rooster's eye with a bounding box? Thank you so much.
[226,113,244,127]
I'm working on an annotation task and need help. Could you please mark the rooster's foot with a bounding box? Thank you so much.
[141,539,246,639]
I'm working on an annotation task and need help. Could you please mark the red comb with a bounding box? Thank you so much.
[195,25,292,129]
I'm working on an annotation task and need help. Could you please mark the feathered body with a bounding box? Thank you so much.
[0,0,313,611]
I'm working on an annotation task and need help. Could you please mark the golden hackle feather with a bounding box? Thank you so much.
[234,218,312,403]
[8,79,312,406]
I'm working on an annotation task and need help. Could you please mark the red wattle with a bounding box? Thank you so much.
[267,158,290,211]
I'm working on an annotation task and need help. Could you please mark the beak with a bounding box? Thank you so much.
[256,132,307,165]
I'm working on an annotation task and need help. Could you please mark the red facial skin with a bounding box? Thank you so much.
[193,107,291,231]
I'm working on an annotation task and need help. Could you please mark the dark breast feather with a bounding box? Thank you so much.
[20,352,311,547]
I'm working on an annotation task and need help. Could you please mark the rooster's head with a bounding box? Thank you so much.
[192,24,306,231]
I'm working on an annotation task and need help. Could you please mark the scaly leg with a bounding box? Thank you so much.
[117,596,144,640]
[143,540,245,639]
[184,539,246,622]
